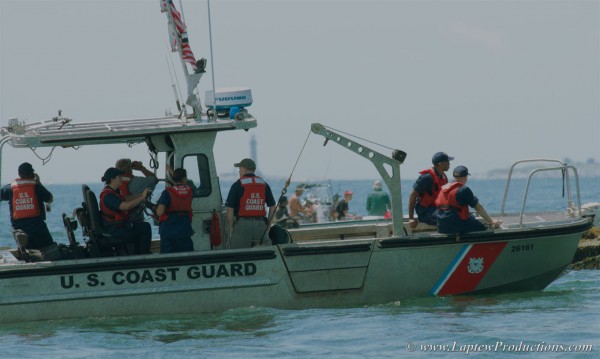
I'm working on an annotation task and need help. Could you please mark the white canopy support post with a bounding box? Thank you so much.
[310,123,407,237]
[0,136,13,218]
[185,72,204,115]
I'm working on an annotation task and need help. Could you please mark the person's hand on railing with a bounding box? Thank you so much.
[489,220,503,229]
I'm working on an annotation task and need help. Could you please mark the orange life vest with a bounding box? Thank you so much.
[238,176,267,218]
[118,172,132,197]
[10,179,41,220]
[435,182,469,221]
[159,184,193,222]
[100,186,129,224]
[417,168,448,207]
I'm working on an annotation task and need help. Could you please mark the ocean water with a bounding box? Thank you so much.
[0,272,597,358]
[0,177,598,357]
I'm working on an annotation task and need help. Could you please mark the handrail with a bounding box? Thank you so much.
[517,165,581,227]
[500,159,567,215]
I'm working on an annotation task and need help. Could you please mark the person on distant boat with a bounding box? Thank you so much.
[329,193,340,221]
[336,190,361,220]
[274,196,299,228]
[225,158,276,248]
[100,167,152,254]
[0,162,54,249]
[156,168,194,253]
[274,196,289,223]
[408,152,454,228]
[288,184,315,222]
[435,165,502,234]
[366,180,391,216]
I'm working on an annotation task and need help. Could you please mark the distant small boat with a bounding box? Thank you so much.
[288,181,335,224]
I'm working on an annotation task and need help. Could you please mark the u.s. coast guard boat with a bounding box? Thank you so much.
[0,1,592,323]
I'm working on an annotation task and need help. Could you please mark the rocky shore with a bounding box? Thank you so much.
[570,227,600,270]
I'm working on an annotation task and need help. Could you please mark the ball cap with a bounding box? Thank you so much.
[102,167,124,182]
[432,152,454,165]
[344,190,354,196]
[18,162,34,176]
[234,158,256,170]
[453,165,471,177]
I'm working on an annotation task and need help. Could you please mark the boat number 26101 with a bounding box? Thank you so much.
[511,244,534,253]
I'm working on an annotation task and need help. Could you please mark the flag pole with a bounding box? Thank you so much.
[164,0,189,117]
[207,0,218,120]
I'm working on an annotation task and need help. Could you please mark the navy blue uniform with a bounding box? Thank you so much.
[226,174,276,248]
[412,173,438,225]
[1,182,54,249]
[157,189,194,253]
[101,190,152,254]
[436,186,487,234]
[225,174,276,217]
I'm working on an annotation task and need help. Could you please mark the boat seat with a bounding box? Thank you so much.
[80,185,134,256]
[62,212,78,246]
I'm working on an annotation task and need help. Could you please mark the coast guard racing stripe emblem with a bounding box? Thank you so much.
[431,242,508,296]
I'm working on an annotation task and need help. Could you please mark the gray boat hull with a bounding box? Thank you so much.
[0,219,589,323]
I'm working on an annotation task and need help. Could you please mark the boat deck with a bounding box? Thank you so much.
[289,210,583,243]
[497,211,579,228]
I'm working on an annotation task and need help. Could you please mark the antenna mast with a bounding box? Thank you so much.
[161,0,206,118]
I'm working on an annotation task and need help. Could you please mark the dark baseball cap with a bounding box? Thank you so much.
[432,152,454,164]
[101,167,124,182]
[234,158,256,170]
[172,168,187,182]
[18,162,34,176]
[453,165,471,177]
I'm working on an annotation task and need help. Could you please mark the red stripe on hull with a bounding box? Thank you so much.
[438,242,508,296]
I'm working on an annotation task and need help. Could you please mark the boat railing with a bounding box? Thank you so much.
[500,159,582,227]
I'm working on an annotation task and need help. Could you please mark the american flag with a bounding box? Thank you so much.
[161,0,197,71]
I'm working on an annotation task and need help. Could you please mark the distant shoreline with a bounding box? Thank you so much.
[32,161,600,185]
[39,173,600,186]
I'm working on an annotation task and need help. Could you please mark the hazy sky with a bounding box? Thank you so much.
[1,0,599,184]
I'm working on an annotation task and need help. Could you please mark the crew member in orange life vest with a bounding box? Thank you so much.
[156,168,194,253]
[0,162,54,249]
[115,158,158,222]
[408,152,454,228]
[225,158,276,249]
[435,165,502,234]
[100,167,152,254]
